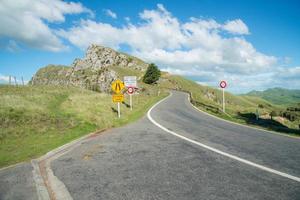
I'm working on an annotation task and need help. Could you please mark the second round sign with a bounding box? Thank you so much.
[220,80,227,88]
[127,87,134,94]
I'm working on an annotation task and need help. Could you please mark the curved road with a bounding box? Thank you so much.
[1,91,300,199]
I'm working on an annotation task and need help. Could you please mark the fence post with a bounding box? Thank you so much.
[14,76,17,86]
[21,76,24,86]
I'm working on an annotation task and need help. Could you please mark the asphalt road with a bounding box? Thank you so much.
[0,163,38,200]
[1,91,299,199]
[51,91,300,199]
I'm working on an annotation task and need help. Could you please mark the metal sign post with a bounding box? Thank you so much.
[130,94,132,111]
[111,80,125,118]
[127,86,134,111]
[124,76,137,111]
[220,80,227,113]
[222,87,225,112]
[117,102,120,118]
[14,76,17,86]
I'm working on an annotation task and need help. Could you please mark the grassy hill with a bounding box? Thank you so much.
[1,69,300,168]
[244,87,300,106]
[2,45,299,168]
[159,74,300,135]
[0,83,166,167]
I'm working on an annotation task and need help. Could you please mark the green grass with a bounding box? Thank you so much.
[244,87,300,106]
[0,85,167,167]
[2,67,299,167]
[159,74,300,135]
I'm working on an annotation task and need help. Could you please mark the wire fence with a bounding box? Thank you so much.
[2,75,26,86]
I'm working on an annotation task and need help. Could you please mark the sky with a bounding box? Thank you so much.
[0,0,299,94]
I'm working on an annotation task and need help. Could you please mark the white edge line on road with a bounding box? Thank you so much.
[186,94,299,139]
[147,92,300,183]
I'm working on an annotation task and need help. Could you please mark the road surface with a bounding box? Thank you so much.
[1,91,300,199]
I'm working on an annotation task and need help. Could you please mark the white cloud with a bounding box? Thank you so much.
[59,5,272,72]
[276,66,300,81]
[104,9,117,19]
[0,0,92,51]
[6,40,20,52]
[0,74,29,85]
[1,3,297,92]
[223,19,249,35]
[57,20,122,50]
[0,74,10,82]
[57,4,289,93]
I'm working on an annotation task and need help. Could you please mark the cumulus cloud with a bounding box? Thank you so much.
[58,4,273,74]
[6,40,20,52]
[1,2,297,92]
[0,74,10,82]
[222,19,249,35]
[57,4,295,93]
[276,66,300,80]
[0,0,92,51]
[104,9,117,19]
[0,74,29,85]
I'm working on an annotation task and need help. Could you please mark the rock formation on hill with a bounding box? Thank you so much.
[30,44,148,92]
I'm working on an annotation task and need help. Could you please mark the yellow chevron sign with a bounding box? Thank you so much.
[111,80,125,94]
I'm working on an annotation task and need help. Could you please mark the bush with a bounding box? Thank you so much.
[270,111,277,120]
[143,63,161,84]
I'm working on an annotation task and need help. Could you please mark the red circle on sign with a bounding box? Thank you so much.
[220,80,227,88]
[127,87,134,94]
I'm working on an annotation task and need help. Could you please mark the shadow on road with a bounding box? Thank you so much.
[238,112,300,135]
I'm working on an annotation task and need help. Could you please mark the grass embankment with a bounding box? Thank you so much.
[159,74,300,136]
[0,85,166,167]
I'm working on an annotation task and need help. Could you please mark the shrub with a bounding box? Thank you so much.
[143,63,161,84]
[270,111,277,120]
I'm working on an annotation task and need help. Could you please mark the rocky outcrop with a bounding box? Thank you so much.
[72,44,148,71]
[31,44,148,93]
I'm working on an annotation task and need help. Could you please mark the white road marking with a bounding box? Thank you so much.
[147,92,300,183]
[186,94,299,139]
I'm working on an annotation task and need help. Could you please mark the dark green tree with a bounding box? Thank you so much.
[143,63,161,84]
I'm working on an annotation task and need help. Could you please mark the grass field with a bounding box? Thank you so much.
[245,87,300,106]
[1,67,299,168]
[159,74,300,135]
[0,85,166,167]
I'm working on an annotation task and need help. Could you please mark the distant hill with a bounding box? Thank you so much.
[244,88,300,105]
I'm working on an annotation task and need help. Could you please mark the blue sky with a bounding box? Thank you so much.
[0,0,299,93]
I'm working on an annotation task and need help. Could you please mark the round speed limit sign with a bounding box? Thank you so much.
[127,87,134,94]
[220,80,227,88]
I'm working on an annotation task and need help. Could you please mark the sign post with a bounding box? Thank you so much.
[124,76,137,111]
[111,80,125,118]
[127,87,134,110]
[219,80,227,113]
[117,102,120,118]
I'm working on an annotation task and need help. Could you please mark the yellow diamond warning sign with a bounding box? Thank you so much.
[112,94,124,103]
[111,79,125,94]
